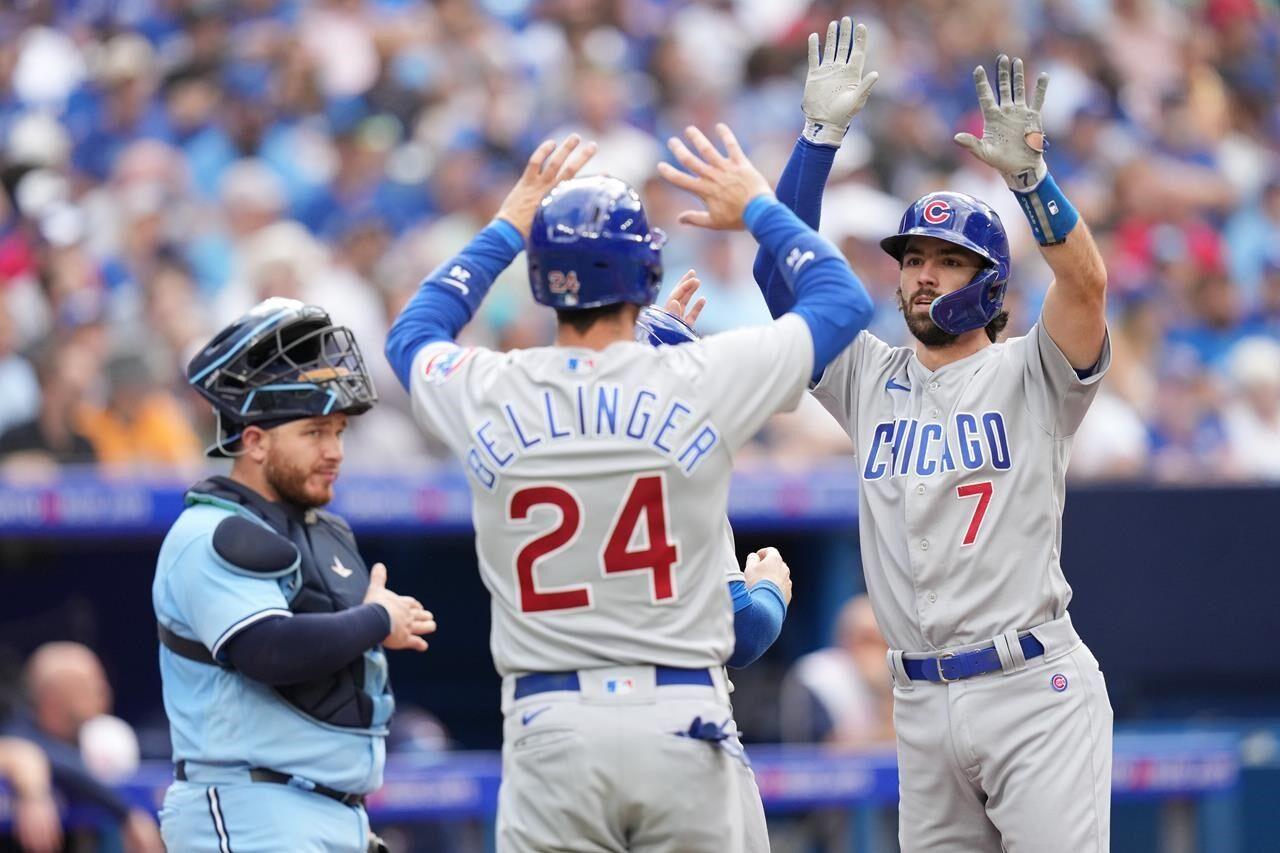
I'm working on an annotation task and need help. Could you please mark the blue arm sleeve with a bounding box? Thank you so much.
[743,196,873,379]
[384,219,525,390]
[223,604,391,685]
[727,579,787,669]
[751,138,838,318]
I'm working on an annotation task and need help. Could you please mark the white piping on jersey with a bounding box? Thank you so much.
[462,383,721,491]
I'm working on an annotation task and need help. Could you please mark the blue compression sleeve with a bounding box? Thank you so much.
[384,219,525,389]
[223,603,391,686]
[727,578,787,669]
[743,196,873,378]
[751,138,838,318]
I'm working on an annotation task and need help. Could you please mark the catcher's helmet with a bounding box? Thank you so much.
[187,298,377,456]
[880,191,1010,335]
[528,175,665,310]
[635,305,699,346]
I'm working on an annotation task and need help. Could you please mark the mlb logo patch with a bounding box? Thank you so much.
[422,346,473,385]
[605,678,635,695]
[1051,673,1068,692]
[566,356,596,375]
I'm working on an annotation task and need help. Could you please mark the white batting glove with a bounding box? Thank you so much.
[802,17,879,147]
[954,54,1049,190]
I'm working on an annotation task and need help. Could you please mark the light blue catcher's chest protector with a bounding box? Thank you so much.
[160,476,393,733]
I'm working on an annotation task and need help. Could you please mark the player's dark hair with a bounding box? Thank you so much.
[985,310,1010,342]
[555,303,630,335]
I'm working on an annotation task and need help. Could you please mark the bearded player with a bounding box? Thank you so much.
[743,17,1113,852]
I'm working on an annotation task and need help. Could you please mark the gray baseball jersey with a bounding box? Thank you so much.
[406,314,813,676]
[811,320,1110,653]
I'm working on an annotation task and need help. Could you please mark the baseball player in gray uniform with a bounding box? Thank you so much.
[637,295,794,853]
[384,130,874,851]
[750,18,1114,852]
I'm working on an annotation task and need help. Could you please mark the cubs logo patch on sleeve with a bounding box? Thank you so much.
[422,345,474,385]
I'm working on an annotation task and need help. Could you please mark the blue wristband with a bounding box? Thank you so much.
[1013,172,1079,246]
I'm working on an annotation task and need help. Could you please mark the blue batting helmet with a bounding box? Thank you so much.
[635,305,699,346]
[528,175,666,310]
[187,298,377,456]
[880,191,1011,335]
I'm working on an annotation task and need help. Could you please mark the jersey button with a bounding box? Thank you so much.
[927,591,937,603]
[915,484,926,495]
[930,408,940,418]
[929,381,940,391]
[920,539,930,551]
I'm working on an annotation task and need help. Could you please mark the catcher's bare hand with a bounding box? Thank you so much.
[657,124,774,231]
[496,134,598,238]
[364,562,437,652]
[745,547,792,606]
[662,269,706,328]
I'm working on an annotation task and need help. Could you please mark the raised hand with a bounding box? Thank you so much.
[803,16,879,146]
[363,562,437,652]
[953,54,1049,190]
[663,269,706,328]
[496,134,598,237]
[657,124,774,231]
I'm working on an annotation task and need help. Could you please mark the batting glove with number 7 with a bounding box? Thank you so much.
[802,17,879,147]
[954,54,1050,191]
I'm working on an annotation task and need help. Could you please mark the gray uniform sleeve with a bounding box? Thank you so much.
[679,313,816,453]
[1022,321,1112,438]
[810,331,893,441]
[407,342,502,452]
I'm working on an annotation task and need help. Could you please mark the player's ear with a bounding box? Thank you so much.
[242,424,270,462]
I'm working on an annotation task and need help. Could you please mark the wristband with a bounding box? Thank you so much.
[1012,172,1079,246]
[802,118,847,147]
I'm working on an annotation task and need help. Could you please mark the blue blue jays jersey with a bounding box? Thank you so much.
[153,494,389,794]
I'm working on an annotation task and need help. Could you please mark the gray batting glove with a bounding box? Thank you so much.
[954,54,1049,191]
[802,16,879,147]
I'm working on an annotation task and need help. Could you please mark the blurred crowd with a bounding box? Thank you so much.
[0,0,1276,482]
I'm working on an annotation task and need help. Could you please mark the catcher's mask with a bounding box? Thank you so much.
[187,297,377,457]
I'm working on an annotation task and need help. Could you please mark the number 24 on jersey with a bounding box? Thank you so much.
[508,474,679,613]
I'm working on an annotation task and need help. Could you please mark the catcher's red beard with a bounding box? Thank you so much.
[265,453,336,508]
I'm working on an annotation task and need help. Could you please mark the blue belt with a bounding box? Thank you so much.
[514,667,713,699]
[903,635,1045,683]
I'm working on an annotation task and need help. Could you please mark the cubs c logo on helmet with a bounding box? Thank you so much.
[879,191,1011,335]
[922,199,952,224]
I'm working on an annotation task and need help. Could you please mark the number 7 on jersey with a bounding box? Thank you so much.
[956,481,994,547]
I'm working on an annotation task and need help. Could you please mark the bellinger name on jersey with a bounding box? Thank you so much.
[464,383,722,491]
